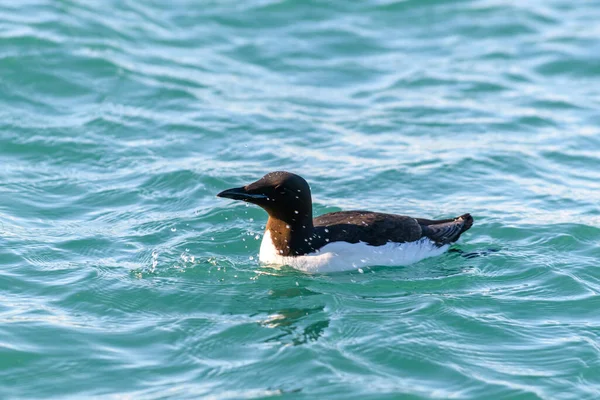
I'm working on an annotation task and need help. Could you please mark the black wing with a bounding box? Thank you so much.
[419,213,473,245]
[312,211,422,246]
[312,211,473,247]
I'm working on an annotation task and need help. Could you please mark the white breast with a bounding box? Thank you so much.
[259,230,449,273]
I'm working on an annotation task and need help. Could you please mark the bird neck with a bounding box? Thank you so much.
[265,213,314,256]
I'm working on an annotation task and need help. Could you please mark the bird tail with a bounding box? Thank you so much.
[420,213,473,245]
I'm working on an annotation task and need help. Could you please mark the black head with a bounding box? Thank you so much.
[217,171,312,222]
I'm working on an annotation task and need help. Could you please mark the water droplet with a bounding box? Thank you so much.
[294,210,299,214]
[286,225,290,229]
[211,237,215,241]
[242,238,246,241]
[279,249,284,254]
[324,228,329,233]
[295,281,299,286]
[185,248,189,252]
[171,227,177,232]
[190,256,195,262]
[297,189,301,192]
[358,268,364,274]
[249,256,254,260]
[325,238,329,242]
[254,235,260,240]
[249,218,254,222]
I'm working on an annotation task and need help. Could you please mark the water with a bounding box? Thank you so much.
[1,0,600,398]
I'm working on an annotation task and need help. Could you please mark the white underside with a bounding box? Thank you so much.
[259,230,450,273]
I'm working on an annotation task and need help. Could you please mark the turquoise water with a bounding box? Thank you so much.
[1,0,600,398]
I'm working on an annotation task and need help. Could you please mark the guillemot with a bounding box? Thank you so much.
[217,171,473,273]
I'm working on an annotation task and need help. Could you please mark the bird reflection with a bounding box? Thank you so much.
[258,283,329,346]
[268,286,320,298]
[261,306,329,346]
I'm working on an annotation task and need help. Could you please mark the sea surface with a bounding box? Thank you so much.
[1,0,600,399]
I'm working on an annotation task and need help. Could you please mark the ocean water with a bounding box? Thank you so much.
[1,0,600,398]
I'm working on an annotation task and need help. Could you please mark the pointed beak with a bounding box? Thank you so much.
[217,186,268,202]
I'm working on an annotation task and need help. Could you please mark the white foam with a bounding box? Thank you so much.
[259,230,449,273]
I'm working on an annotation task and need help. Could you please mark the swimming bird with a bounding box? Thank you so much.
[217,171,473,273]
